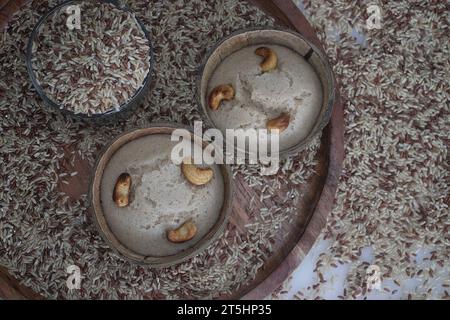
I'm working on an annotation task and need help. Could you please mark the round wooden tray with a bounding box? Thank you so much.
[0,0,344,299]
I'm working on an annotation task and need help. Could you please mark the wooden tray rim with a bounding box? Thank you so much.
[0,0,344,300]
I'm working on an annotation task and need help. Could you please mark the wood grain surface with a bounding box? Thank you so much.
[0,0,344,300]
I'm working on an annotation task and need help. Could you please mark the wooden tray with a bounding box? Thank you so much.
[0,0,344,299]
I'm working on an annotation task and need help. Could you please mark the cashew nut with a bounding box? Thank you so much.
[167,219,197,243]
[113,173,132,207]
[267,113,290,133]
[181,158,214,186]
[208,84,235,110]
[255,47,278,72]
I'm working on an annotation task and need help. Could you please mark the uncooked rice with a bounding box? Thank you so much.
[31,0,150,115]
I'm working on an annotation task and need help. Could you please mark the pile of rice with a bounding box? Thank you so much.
[30,0,150,115]
[1,0,320,299]
[0,0,448,300]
